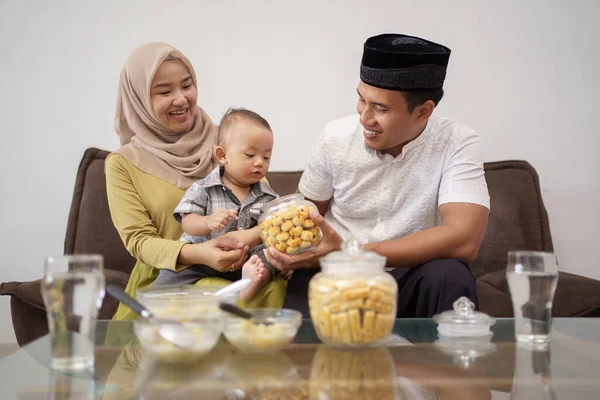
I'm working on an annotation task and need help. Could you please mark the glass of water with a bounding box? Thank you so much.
[506,251,559,344]
[41,254,105,371]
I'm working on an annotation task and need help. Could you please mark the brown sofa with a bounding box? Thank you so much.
[2,148,600,346]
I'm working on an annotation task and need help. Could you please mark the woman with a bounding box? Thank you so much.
[107,42,286,320]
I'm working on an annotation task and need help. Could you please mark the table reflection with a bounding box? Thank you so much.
[510,342,557,400]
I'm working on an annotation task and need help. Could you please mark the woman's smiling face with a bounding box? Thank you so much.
[150,59,198,133]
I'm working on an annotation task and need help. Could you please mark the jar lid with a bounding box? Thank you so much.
[433,297,495,337]
[319,237,386,267]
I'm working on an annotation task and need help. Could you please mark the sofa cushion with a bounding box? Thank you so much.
[471,161,554,278]
[479,269,600,317]
[64,148,136,275]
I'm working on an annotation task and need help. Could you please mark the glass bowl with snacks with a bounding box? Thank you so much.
[308,238,398,347]
[134,285,232,362]
[223,308,302,354]
[258,194,322,255]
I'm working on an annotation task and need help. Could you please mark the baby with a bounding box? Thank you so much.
[154,107,281,301]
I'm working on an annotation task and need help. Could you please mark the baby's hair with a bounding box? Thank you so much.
[218,107,272,145]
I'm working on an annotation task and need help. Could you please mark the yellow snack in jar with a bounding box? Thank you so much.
[300,230,314,241]
[362,310,375,342]
[311,239,320,247]
[289,226,303,237]
[286,237,301,248]
[348,309,363,343]
[283,206,299,220]
[342,286,370,301]
[340,298,363,311]
[331,312,351,344]
[275,232,290,242]
[303,219,315,228]
[267,226,281,236]
[259,219,272,230]
[369,288,394,304]
[280,221,293,232]
[300,240,312,249]
[374,313,394,340]
[264,236,277,247]
[364,299,393,314]
[310,227,321,239]
[271,216,284,226]
[319,308,332,338]
[274,242,287,252]
[298,206,310,219]
[292,215,305,227]
[285,246,299,254]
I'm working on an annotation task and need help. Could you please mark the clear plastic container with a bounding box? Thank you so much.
[308,239,398,347]
[258,193,322,255]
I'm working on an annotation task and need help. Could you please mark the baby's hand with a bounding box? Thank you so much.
[207,209,238,231]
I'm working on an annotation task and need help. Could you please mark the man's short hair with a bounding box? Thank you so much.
[218,107,272,145]
[402,88,445,113]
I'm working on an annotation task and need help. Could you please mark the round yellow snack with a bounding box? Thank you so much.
[267,226,281,236]
[300,230,314,241]
[276,232,290,242]
[290,226,303,237]
[287,237,301,248]
[292,215,305,227]
[271,216,283,226]
[283,206,299,220]
[264,236,277,247]
[274,242,287,252]
[300,240,312,249]
[286,246,299,254]
[281,221,293,232]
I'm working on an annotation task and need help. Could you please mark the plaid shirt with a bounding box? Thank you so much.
[174,166,278,244]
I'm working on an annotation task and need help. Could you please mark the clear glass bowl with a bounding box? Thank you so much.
[134,315,224,363]
[258,194,322,255]
[223,308,302,354]
[136,284,237,320]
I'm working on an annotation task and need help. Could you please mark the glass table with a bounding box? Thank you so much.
[1,318,599,399]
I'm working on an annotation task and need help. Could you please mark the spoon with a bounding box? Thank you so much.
[213,278,252,297]
[219,302,274,326]
[106,284,195,348]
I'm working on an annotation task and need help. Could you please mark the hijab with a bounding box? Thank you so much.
[114,42,218,189]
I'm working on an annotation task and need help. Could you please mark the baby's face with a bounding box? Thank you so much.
[222,119,273,186]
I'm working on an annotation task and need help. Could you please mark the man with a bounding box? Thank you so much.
[264,33,490,318]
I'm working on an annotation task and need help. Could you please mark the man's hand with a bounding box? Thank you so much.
[263,208,343,271]
[207,209,238,231]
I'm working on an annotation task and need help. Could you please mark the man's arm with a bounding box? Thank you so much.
[364,202,489,267]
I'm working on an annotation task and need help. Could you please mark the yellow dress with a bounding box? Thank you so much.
[105,153,286,321]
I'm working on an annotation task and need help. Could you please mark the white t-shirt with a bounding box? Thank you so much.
[298,114,490,244]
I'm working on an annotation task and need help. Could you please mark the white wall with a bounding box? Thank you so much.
[1,0,598,343]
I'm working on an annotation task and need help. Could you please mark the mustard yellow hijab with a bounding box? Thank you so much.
[114,42,218,189]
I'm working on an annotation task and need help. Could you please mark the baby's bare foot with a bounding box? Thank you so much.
[239,255,271,301]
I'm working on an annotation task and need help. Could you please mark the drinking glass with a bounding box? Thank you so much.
[506,251,559,344]
[41,254,105,371]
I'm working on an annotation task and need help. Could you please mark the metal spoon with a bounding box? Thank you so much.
[214,278,252,298]
[219,302,274,326]
[106,284,195,348]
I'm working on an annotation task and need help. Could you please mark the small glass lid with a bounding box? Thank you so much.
[433,297,495,336]
[319,237,386,269]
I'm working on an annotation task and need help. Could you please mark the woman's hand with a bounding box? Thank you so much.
[180,236,249,273]
[263,208,343,272]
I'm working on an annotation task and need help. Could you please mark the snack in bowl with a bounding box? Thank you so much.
[134,316,223,363]
[223,308,302,353]
[134,285,230,362]
[258,194,322,255]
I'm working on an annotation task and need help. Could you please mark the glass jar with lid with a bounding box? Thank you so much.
[258,193,322,255]
[308,238,398,346]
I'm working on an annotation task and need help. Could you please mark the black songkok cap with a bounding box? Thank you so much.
[360,33,451,91]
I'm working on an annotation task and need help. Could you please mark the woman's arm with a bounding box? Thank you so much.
[106,154,245,271]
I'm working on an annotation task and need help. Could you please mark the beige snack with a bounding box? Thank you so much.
[259,204,322,255]
[310,278,397,345]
